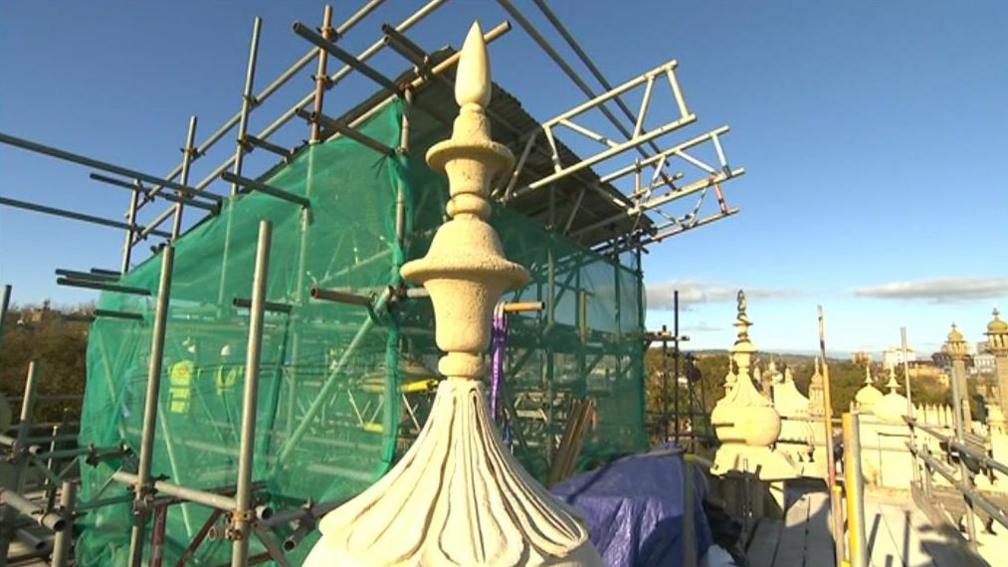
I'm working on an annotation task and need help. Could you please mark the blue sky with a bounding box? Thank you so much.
[1,1,1005,356]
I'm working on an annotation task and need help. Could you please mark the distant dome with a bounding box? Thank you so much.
[854,365,883,413]
[948,324,965,343]
[874,391,909,424]
[855,384,883,413]
[875,369,909,424]
[988,308,1008,334]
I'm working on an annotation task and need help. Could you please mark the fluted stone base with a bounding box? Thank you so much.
[304,379,601,566]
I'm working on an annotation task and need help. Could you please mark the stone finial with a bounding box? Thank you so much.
[711,291,794,480]
[886,366,899,393]
[455,23,492,107]
[987,307,1008,354]
[305,22,600,566]
[945,323,969,360]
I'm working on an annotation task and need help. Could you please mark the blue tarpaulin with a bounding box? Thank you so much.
[552,446,713,566]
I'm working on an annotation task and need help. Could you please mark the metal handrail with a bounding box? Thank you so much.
[907,441,1008,530]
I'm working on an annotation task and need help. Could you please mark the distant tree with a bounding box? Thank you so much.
[0,304,89,422]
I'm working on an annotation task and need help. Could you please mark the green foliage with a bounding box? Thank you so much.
[0,305,88,422]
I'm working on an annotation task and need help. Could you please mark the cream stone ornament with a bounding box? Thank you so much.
[711,291,796,480]
[304,22,601,567]
[873,367,909,424]
[854,365,882,414]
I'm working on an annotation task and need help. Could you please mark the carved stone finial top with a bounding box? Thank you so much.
[886,366,900,393]
[988,307,1008,335]
[946,322,968,358]
[307,21,599,566]
[455,22,492,108]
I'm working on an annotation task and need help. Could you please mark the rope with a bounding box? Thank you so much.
[490,303,507,420]
[490,302,515,450]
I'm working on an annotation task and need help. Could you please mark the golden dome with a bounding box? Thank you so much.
[947,323,964,342]
[988,308,1008,335]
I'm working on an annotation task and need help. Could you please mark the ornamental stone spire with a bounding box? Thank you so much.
[304,23,601,566]
[710,290,795,480]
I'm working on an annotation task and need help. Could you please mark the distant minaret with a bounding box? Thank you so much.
[986,308,1008,419]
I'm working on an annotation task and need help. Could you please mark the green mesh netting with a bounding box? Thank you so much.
[77,100,647,565]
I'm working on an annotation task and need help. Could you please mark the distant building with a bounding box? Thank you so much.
[975,352,996,376]
[882,346,917,370]
[851,351,872,365]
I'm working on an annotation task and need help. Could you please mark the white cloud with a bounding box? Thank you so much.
[852,277,1008,303]
[683,321,721,333]
[645,279,802,310]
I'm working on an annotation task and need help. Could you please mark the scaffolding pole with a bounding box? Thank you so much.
[0,284,10,350]
[817,306,844,567]
[171,116,199,240]
[230,18,262,197]
[0,196,173,240]
[0,132,222,204]
[127,246,175,567]
[192,0,449,192]
[137,2,384,208]
[0,361,39,567]
[232,220,272,566]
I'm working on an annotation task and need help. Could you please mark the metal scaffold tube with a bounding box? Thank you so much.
[192,0,449,193]
[232,219,272,566]
[497,0,683,193]
[122,181,141,273]
[0,132,222,203]
[277,288,392,463]
[843,412,867,567]
[817,306,845,567]
[0,284,10,348]
[139,1,385,208]
[0,196,173,239]
[127,246,175,567]
[230,18,262,197]
[50,481,77,567]
[171,116,199,240]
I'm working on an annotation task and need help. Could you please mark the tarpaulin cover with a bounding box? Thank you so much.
[552,446,712,566]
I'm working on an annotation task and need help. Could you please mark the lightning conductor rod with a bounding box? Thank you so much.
[231,17,262,196]
[171,115,199,240]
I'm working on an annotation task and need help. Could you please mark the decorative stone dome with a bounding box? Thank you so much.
[948,323,965,343]
[988,308,1007,334]
[874,367,909,424]
[854,365,883,413]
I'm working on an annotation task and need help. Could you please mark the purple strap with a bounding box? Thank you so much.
[490,303,508,421]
